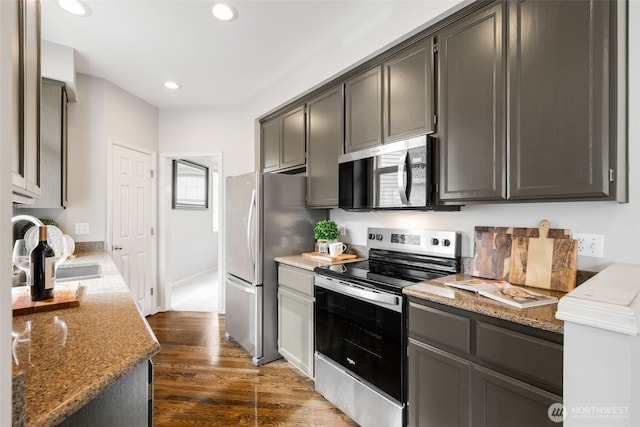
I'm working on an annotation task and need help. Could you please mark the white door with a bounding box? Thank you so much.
[111,144,155,315]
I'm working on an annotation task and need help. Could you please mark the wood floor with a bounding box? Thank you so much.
[147,311,358,426]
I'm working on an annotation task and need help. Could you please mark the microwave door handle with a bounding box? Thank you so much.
[247,189,256,270]
[397,150,409,205]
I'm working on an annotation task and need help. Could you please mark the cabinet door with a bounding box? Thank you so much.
[306,86,343,207]
[383,38,434,142]
[508,0,611,200]
[437,2,506,202]
[277,286,314,378]
[408,339,471,427]
[261,117,280,172]
[13,0,42,199]
[345,65,382,153]
[471,365,562,427]
[26,79,66,208]
[280,105,306,170]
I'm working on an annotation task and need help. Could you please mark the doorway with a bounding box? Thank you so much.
[159,153,223,313]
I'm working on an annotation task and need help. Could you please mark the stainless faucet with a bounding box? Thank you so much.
[11,215,44,228]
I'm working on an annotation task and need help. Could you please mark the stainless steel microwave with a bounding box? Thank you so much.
[338,135,457,211]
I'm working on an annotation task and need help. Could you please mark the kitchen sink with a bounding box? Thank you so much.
[55,263,103,282]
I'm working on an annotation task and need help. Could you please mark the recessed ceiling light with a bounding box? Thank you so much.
[164,81,181,90]
[212,3,238,21]
[58,0,92,17]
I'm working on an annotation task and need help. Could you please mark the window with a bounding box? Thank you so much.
[172,159,208,209]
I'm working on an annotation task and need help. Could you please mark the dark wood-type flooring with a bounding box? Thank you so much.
[147,311,358,426]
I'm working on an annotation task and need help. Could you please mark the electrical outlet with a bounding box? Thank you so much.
[75,223,90,235]
[574,233,604,258]
[339,225,346,236]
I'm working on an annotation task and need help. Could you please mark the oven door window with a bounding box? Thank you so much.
[315,286,404,402]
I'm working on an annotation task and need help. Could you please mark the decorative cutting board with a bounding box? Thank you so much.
[302,252,358,262]
[473,223,573,282]
[472,226,512,280]
[508,220,578,292]
[12,284,81,317]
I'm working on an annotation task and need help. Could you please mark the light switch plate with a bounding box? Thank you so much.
[75,223,90,235]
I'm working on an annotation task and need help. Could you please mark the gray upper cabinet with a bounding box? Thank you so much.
[439,0,616,203]
[280,105,306,170]
[306,86,343,208]
[383,38,435,143]
[22,79,67,209]
[508,0,612,200]
[261,117,280,172]
[12,0,42,202]
[437,2,506,202]
[261,105,306,173]
[344,66,382,153]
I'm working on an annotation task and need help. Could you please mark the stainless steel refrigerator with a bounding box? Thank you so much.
[225,171,326,366]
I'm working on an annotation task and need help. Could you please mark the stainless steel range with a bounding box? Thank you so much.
[313,227,461,427]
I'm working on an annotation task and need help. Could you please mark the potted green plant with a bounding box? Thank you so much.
[314,220,339,254]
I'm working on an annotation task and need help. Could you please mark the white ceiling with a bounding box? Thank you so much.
[41,0,440,109]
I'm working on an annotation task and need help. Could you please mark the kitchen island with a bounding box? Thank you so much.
[11,251,160,427]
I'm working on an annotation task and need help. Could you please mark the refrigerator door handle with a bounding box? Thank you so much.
[247,189,256,270]
[226,274,257,294]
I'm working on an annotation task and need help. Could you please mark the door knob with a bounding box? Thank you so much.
[113,244,123,251]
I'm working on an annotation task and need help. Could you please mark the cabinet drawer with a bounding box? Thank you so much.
[409,302,471,354]
[277,264,314,296]
[476,322,562,393]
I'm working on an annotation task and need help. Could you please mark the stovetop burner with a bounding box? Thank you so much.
[314,227,461,294]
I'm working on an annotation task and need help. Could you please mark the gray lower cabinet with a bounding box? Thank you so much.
[277,264,314,378]
[408,339,471,427]
[407,298,562,427]
[344,65,383,153]
[261,104,306,173]
[471,365,560,427]
[58,359,153,427]
[438,0,617,203]
[306,86,343,208]
[383,37,435,143]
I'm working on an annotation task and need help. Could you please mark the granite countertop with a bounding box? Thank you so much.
[274,254,366,271]
[404,274,565,334]
[11,251,160,427]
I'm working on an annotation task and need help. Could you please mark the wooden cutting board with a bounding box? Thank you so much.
[472,227,512,280]
[12,284,81,316]
[302,252,358,262]
[508,220,578,292]
[472,225,571,281]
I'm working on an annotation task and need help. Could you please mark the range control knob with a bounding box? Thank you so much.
[431,238,439,246]
[442,239,451,247]
[368,233,376,240]
[376,234,383,241]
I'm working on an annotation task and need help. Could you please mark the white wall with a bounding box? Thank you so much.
[18,74,159,243]
[169,158,218,283]
[159,106,252,178]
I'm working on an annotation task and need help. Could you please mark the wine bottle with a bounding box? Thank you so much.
[30,226,55,301]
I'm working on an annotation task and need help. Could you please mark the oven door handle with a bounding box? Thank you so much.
[315,276,401,310]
